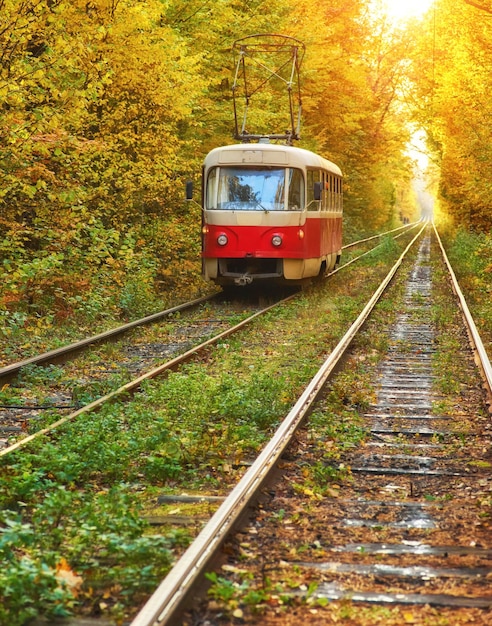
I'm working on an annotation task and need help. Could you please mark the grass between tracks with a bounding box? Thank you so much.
[0,232,441,624]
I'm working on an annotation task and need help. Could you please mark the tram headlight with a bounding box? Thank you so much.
[297,229,305,239]
[217,234,228,246]
[271,234,283,247]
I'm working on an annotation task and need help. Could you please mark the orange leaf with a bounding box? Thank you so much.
[56,558,83,596]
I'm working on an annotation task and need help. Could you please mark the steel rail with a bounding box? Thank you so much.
[0,293,297,459]
[434,223,492,407]
[1,225,416,383]
[342,221,421,250]
[0,294,217,382]
[130,223,428,626]
[329,222,421,278]
[0,227,416,458]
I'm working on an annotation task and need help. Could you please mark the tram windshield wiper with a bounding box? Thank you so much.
[254,199,269,213]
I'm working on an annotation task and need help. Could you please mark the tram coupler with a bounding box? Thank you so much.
[235,274,253,286]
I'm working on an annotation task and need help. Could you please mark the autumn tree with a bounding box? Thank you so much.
[413,0,492,231]
[0,0,213,312]
[283,0,418,233]
[1,0,422,321]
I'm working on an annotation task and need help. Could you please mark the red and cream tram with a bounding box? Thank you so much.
[199,141,343,286]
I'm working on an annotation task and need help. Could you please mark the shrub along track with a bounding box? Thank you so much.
[135,227,492,626]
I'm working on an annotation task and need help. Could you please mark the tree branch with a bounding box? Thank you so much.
[463,0,492,15]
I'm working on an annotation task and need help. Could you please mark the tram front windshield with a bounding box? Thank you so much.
[206,166,304,211]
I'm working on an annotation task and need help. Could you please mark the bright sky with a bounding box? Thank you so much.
[382,0,434,22]
[408,129,429,172]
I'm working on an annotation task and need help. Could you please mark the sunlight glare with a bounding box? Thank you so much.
[382,0,434,22]
[408,129,429,172]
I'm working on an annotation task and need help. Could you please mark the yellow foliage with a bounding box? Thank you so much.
[0,0,447,320]
[414,0,492,230]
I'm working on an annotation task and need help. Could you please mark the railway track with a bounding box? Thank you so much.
[1,221,437,625]
[0,294,295,457]
[0,222,419,380]
[0,294,218,380]
[0,224,419,455]
[131,225,492,626]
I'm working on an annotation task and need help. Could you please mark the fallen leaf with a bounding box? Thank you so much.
[56,558,83,596]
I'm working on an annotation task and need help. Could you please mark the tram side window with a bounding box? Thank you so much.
[336,177,342,212]
[323,172,329,211]
[307,170,321,210]
[206,167,217,209]
[288,168,305,210]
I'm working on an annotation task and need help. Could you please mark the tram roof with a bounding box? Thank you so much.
[204,143,342,177]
